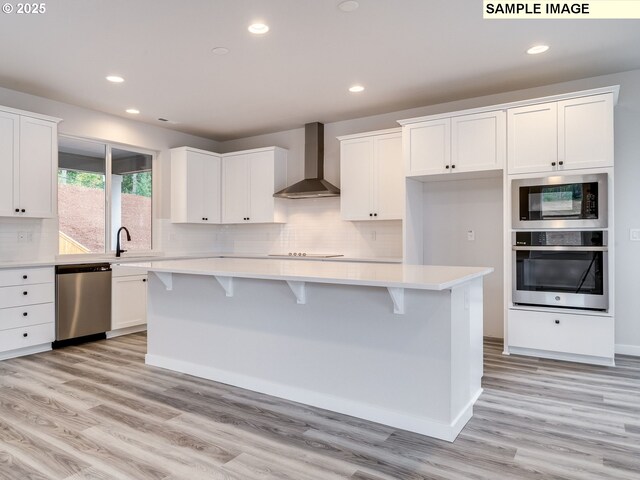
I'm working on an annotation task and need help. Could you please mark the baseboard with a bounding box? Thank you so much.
[615,344,640,357]
[107,324,147,339]
[509,346,615,366]
[146,353,476,442]
[0,343,51,360]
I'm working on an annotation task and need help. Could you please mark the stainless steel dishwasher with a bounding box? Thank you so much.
[54,263,112,347]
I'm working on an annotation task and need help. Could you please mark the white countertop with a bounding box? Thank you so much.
[0,253,402,270]
[122,257,493,290]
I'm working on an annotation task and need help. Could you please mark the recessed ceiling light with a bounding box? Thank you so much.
[349,85,365,93]
[338,1,360,12]
[211,47,230,55]
[106,75,124,83]
[126,108,140,114]
[248,23,269,34]
[527,45,550,55]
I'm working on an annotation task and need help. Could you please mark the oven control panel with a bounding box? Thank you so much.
[514,230,606,246]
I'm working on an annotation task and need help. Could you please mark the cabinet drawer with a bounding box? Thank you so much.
[0,302,54,330]
[0,283,54,308]
[508,309,614,358]
[0,267,54,287]
[0,322,54,353]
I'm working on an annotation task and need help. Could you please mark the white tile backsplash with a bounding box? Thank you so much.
[1,199,402,262]
[0,218,58,262]
[216,198,402,258]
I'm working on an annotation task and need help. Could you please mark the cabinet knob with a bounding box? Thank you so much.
[374,213,378,217]
[558,161,564,166]
[143,278,147,282]
[369,213,373,217]
[451,164,455,169]
[555,319,560,325]
[551,161,556,166]
[21,209,25,213]
[22,291,28,296]
[15,208,19,213]
[445,165,450,169]
[23,312,28,317]
[23,275,28,280]
[23,333,28,338]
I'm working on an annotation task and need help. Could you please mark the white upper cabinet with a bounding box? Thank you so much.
[339,129,403,221]
[0,108,59,218]
[507,93,614,174]
[222,147,287,224]
[403,119,450,176]
[0,111,18,218]
[170,147,222,224]
[558,94,614,171]
[451,111,505,173]
[507,102,557,175]
[402,111,505,178]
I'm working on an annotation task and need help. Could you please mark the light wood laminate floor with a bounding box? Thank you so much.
[0,334,638,479]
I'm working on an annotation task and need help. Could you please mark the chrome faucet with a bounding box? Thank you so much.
[115,226,131,257]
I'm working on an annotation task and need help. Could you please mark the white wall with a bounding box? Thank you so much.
[0,86,221,261]
[421,177,504,338]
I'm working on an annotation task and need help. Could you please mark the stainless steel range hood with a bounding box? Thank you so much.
[274,122,340,199]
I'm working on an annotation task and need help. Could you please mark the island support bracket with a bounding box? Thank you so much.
[215,276,234,297]
[154,272,173,291]
[286,281,306,304]
[387,287,405,314]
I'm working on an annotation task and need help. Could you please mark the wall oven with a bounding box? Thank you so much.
[512,173,607,229]
[512,231,608,311]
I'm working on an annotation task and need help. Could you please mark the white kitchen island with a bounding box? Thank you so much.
[123,257,493,441]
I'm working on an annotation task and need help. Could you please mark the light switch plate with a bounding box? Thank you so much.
[630,229,640,241]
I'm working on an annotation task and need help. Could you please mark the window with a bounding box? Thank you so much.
[58,136,153,255]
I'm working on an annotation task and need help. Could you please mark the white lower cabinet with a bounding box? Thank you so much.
[111,273,147,331]
[508,308,614,362]
[0,267,55,359]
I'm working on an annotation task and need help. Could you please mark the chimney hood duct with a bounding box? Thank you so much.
[273,122,340,199]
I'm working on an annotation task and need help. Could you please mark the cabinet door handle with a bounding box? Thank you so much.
[445,165,450,169]
[143,278,147,282]
[23,275,28,280]
[21,209,25,213]
[23,291,28,296]
[374,213,378,217]
[369,213,373,217]
[551,161,556,166]
[451,164,455,169]
[23,312,28,317]
[23,333,28,338]
[555,319,560,325]
[558,161,564,166]
[15,208,19,213]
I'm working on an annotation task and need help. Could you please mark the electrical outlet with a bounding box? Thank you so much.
[467,230,475,241]
[631,229,640,241]
[18,231,33,243]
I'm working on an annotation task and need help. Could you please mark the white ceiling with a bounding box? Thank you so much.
[1,0,639,141]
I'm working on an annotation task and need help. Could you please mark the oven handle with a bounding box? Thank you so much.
[512,246,608,252]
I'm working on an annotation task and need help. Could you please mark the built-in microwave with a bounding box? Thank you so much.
[512,173,607,229]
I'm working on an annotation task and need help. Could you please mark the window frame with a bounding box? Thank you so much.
[57,134,157,256]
